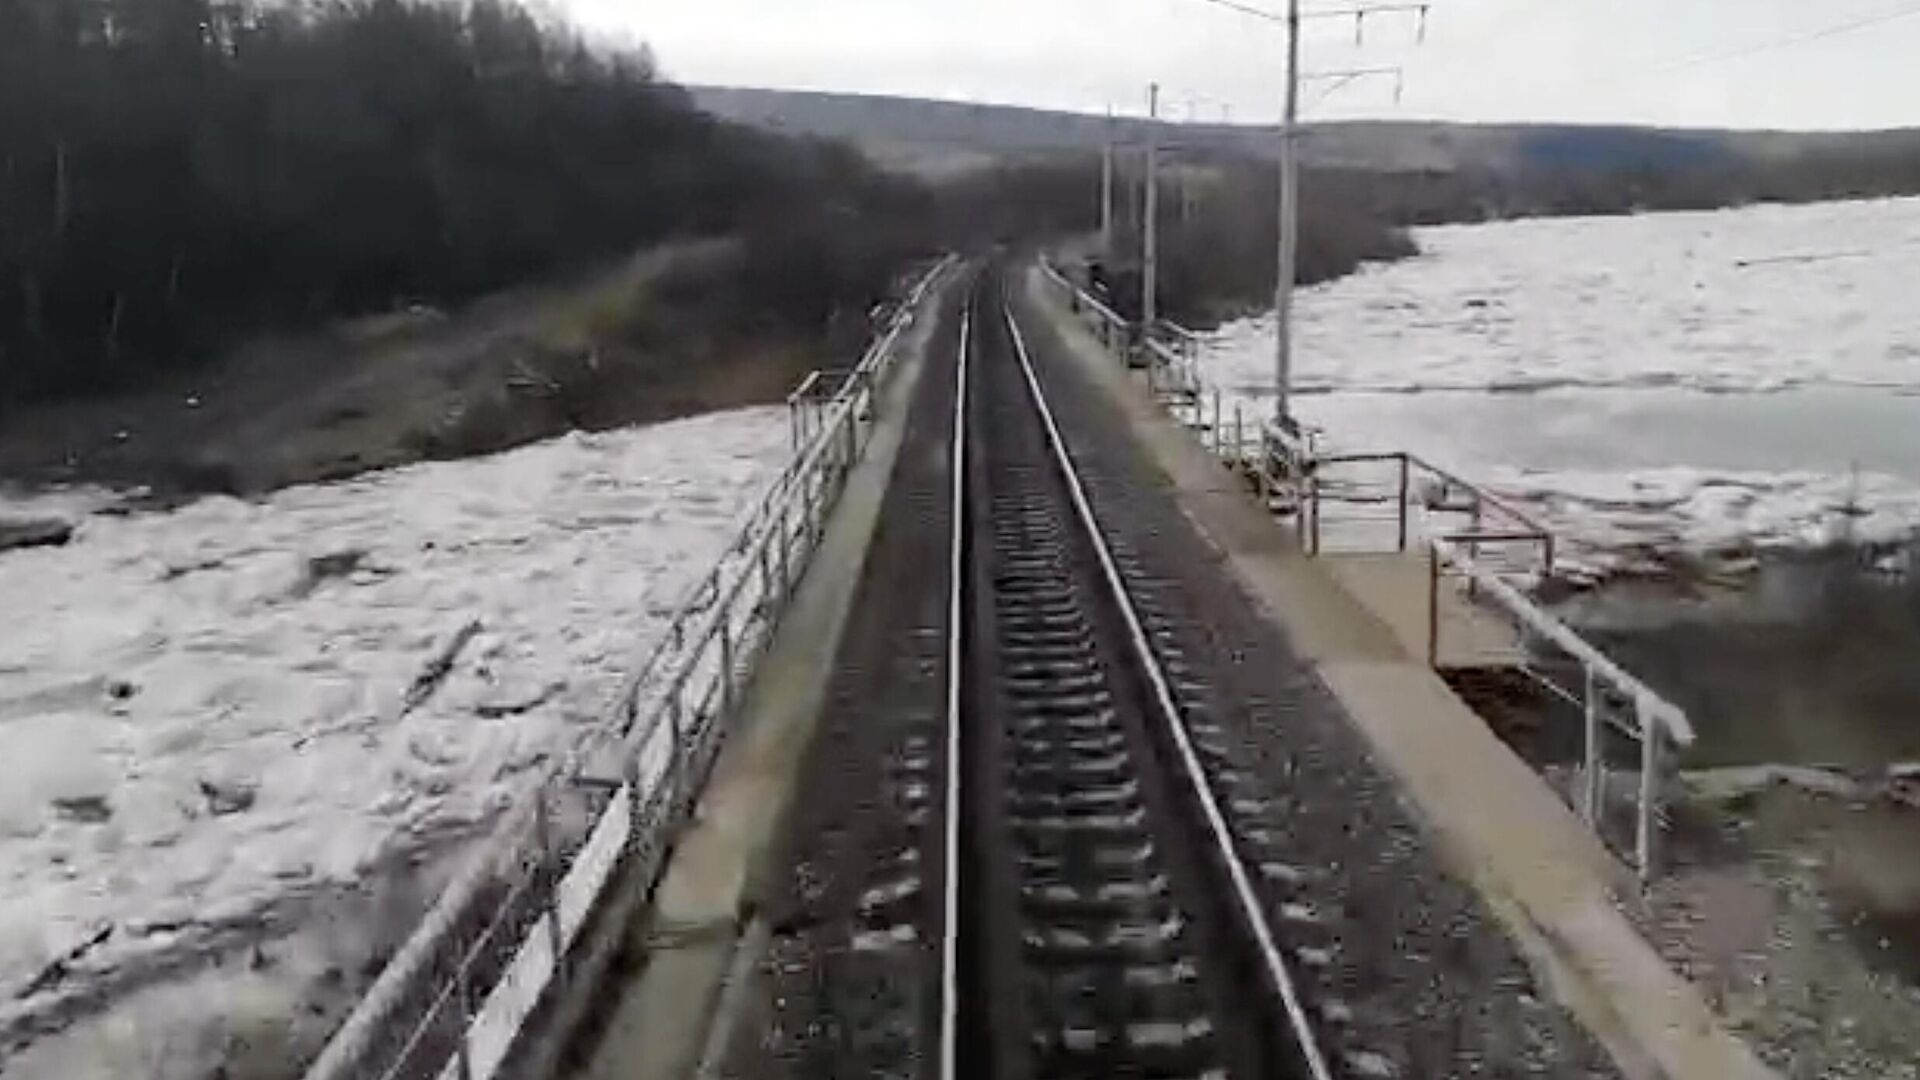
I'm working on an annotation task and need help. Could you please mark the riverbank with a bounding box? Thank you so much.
[0,241,878,503]
[1521,551,1920,1079]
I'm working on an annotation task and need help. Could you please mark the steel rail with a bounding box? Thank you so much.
[937,303,969,1080]
[1002,304,1336,1080]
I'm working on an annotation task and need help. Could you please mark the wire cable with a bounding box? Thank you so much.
[1180,0,1430,27]
[1183,0,1287,24]
[1646,0,1920,76]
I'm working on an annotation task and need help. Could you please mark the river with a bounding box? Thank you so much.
[1199,196,1920,575]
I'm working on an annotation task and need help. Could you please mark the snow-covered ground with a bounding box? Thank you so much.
[1202,197,1920,574]
[0,407,790,1075]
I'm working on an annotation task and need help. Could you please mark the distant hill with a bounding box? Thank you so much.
[690,85,1920,180]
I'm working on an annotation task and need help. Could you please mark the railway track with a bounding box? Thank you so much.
[938,277,1334,1080]
[735,266,1608,1080]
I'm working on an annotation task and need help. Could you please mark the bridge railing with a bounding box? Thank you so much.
[1305,451,1555,576]
[1039,254,1130,358]
[1036,254,1692,879]
[1293,453,1690,879]
[1297,453,1691,877]
[1039,255,1266,467]
[303,255,954,1080]
[1429,539,1696,878]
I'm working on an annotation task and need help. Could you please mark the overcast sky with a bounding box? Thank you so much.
[560,0,1920,131]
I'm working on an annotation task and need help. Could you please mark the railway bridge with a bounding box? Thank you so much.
[304,259,1775,1080]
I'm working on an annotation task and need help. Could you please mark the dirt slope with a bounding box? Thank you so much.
[0,240,825,499]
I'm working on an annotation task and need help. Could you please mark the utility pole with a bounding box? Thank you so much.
[1269,0,1426,428]
[1275,0,1301,428]
[1101,106,1115,262]
[1143,82,1160,332]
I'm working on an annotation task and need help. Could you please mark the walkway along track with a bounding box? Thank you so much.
[940,274,1331,1079]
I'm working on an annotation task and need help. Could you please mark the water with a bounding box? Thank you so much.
[1200,198,1920,572]
[1295,387,1920,480]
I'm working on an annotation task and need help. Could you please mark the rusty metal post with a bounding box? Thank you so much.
[455,964,476,1080]
[719,620,736,727]
[756,537,773,618]
[1427,544,1441,670]
[1466,494,1482,600]
[1582,665,1602,825]
[1397,454,1411,553]
[839,406,856,480]
[623,753,643,863]
[1310,475,1323,556]
[667,678,685,757]
[1637,704,1662,881]
[534,789,564,976]
[804,462,821,550]
[772,501,789,603]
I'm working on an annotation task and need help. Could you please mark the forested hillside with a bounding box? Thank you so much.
[0,0,926,403]
[695,86,1920,221]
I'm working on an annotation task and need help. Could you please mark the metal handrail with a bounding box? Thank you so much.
[1154,318,1201,344]
[1305,450,1555,578]
[1081,291,1129,332]
[303,254,954,1080]
[783,370,824,407]
[1039,254,1129,341]
[1431,537,1693,879]
[1313,451,1553,543]
[1262,417,1320,479]
[614,373,878,753]
[1433,539,1694,747]
[627,257,950,710]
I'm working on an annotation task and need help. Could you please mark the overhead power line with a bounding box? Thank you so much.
[1184,0,1430,38]
[1647,0,1920,76]
[1168,0,1435,427]
[1185,0,1288,23]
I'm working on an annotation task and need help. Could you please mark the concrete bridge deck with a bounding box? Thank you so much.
[1320,550,1527,670]
[554,261,1773,1080]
